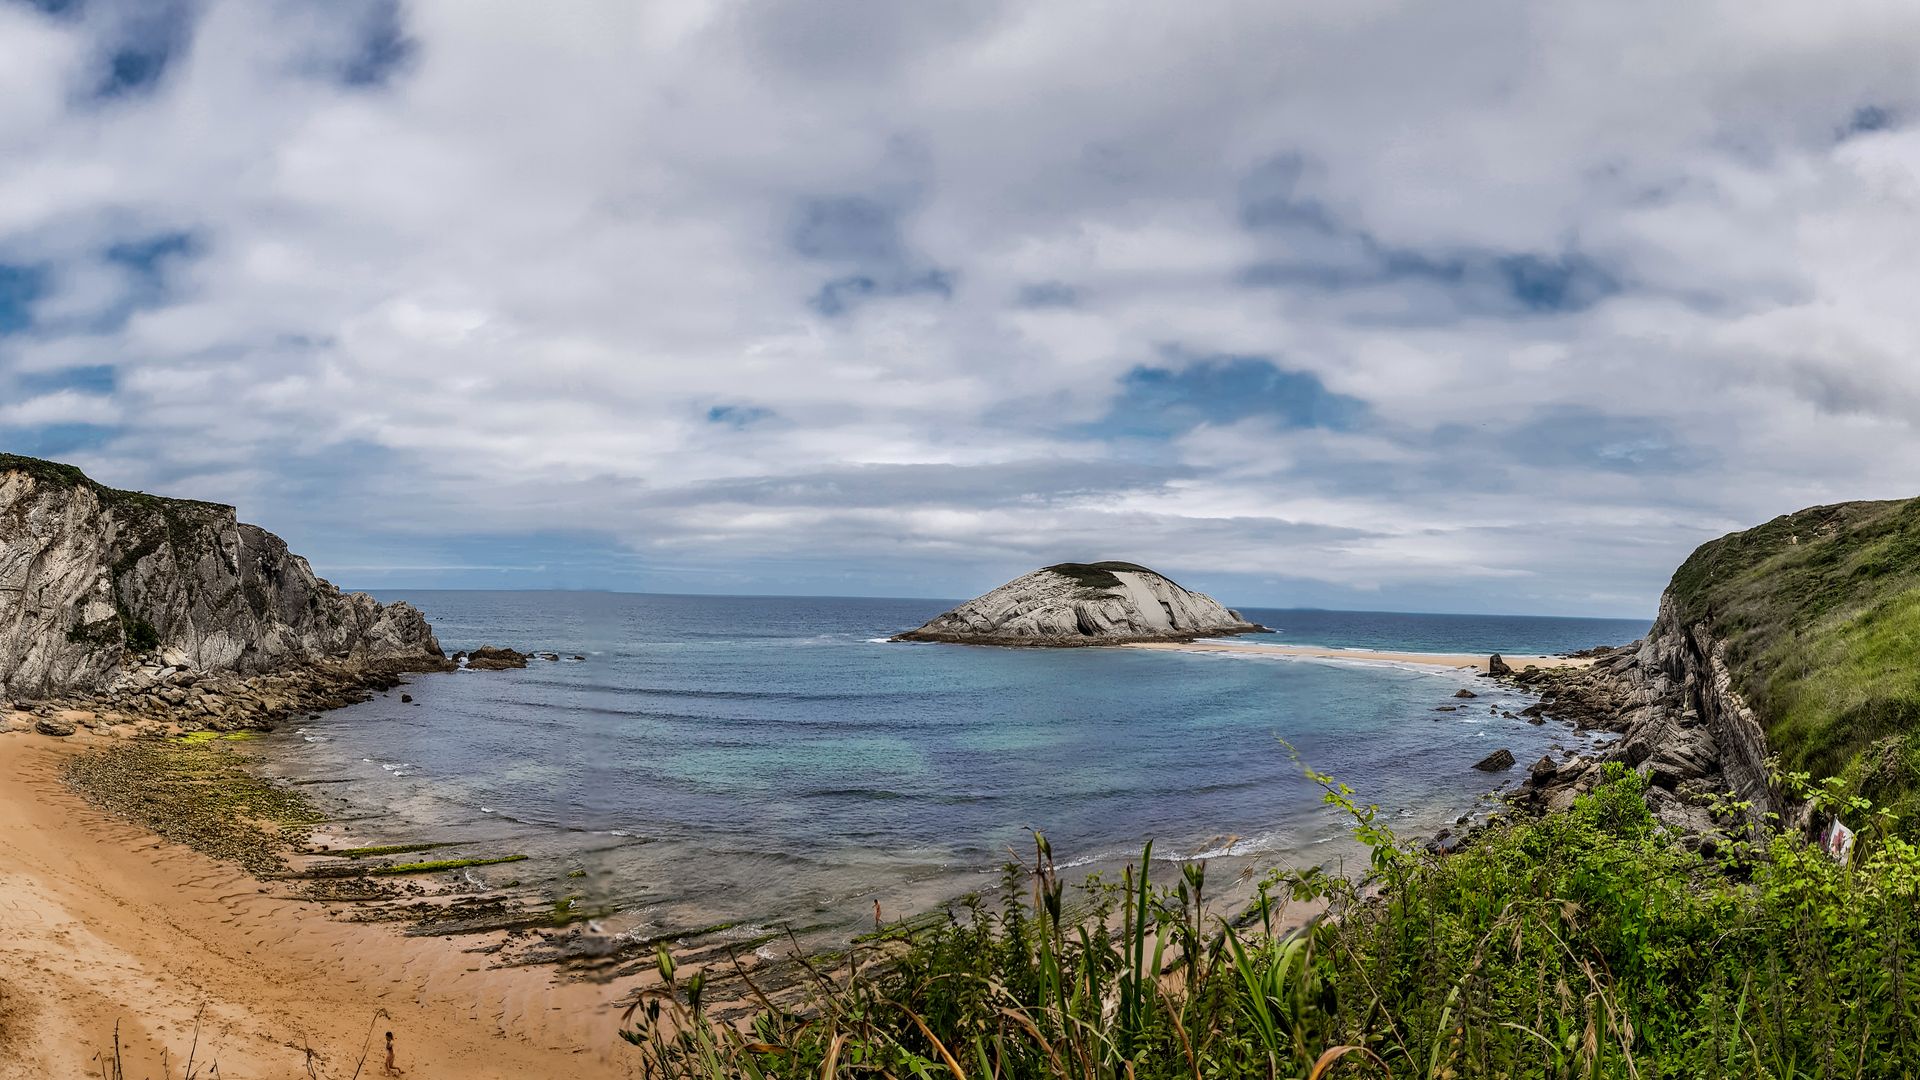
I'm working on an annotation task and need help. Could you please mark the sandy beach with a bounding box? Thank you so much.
[1125,639,1596,672]
[0,732,639,1080]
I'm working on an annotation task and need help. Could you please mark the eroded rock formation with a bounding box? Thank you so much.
[0,454,451,705]
[1502,594,1780,853]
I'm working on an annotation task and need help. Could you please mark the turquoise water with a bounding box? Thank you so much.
[259,592,1646,942]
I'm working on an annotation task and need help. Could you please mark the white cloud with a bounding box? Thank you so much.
[0,389,122,427]
[3,0,1920,614]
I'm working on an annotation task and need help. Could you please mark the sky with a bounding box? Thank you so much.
[4,1,1920,617]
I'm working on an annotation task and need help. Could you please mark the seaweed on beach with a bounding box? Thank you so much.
[62,737,323,876]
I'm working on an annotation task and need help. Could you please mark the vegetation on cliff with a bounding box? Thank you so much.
[1666,497,1920,819]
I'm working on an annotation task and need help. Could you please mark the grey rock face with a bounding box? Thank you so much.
[1506,593,1779,840]
[894,562,1266,646]
[0,455,449,700]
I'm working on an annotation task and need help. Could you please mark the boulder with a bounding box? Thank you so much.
[1473,748,1516,772]
[1453,689,1478,699]
[1488,654,1512,677]
[34,717,75,737]
[465,646,530,671]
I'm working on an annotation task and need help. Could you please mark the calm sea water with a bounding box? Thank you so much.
[256,592,1647,944]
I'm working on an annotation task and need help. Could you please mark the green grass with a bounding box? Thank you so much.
[1663,496,1920,817]
[325,842,456,860]
[368,854,528,876]
[1042,561,1163,591]
[173,730,260,744]
[624,766,1920,1079]
[0,453,91,489]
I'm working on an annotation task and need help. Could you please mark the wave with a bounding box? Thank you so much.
[798,786,1002,805]
[503,680,915,703]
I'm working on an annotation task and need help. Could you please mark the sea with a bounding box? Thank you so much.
[253,592,1648,946]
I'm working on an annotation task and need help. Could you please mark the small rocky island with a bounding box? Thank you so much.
[894,561,1267,646]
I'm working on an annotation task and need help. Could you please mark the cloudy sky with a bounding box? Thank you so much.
[5,1,1920,616]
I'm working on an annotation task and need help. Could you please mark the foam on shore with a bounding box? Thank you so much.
[1124,639,1594,673]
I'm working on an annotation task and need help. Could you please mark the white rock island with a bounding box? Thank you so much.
[894,562,1267,646]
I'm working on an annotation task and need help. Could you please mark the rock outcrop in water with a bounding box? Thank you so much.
[0,454,450,706]
[893,561,1266,646]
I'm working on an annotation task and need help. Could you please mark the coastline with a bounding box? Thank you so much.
[1124,639,1596,672]
[0,732,638,1079]
[0,622,1603,1075]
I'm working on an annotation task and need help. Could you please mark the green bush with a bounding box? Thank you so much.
[120,614,160,654]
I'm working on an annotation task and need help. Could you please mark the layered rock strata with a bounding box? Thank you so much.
[1498,595,1780,853]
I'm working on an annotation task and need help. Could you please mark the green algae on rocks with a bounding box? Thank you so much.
[62,737,323,876]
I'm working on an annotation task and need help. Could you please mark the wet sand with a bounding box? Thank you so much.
[0,732,640,1079]
[1126,639,1594,672]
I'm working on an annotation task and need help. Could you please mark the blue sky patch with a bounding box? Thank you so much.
[91,1,196,101]
[1100,356,1368,438]
[0,422,116,457]
[1495,253,1617,313]
[1243,245,1619,317]
[708,404,773,427]
[107,229,198,285]
[338,0,416,87]
[0,263,48,334]
[19,364,116,395]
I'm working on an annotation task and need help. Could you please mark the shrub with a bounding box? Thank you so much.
[120,615,160,654]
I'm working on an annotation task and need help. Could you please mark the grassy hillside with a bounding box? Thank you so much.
[1666,496,1920,811]
[0,452,231,518]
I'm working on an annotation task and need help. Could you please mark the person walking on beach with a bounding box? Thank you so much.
[383,1030,405,1076]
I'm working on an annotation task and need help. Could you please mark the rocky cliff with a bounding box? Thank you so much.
[1,454,449,703]
[1503,597,1779,851]
[1505,495,1920,848]
[894,562,1266,646]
